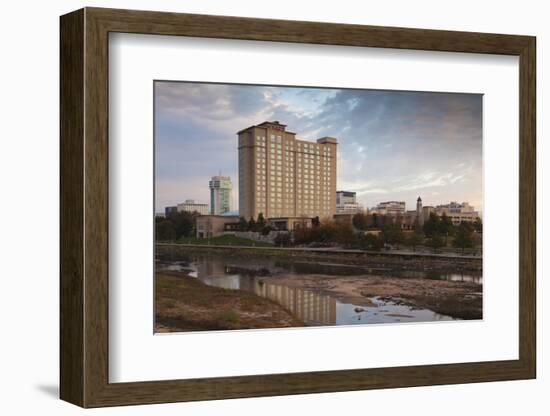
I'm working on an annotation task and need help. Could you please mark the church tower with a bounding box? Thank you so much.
[416,196,424,226]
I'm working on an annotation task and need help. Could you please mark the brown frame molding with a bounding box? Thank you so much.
[60,7,536,408]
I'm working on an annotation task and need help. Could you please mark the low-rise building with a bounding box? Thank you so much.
[371,201,406,216]
[336,191,361,214]
[177,199,209,215]
[196,215,240,238]
[429,201,479,225]
[164,206,177,217]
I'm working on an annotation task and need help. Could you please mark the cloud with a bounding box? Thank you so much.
[154,82,482,214]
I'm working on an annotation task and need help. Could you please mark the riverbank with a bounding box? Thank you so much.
[264,274,482,320]
[157,243,482,272]
[155,271,304,332]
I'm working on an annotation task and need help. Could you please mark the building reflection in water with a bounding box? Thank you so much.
[255,282,337,326]
[192,259,337,326]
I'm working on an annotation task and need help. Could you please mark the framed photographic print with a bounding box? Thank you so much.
[60,7,536,408]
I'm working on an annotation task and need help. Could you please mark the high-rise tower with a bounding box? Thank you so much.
[209,176,232,215]
[237,121,337,220]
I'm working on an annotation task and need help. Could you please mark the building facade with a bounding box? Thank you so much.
[402,198,480,228]
[336,191,361,214]
[238,121,337,220]
[209,176,232,215]
[371,201,406,216]
[196,215,239,238]
[432,201,480,225]
[164,206,177,217]
[177,199,209,215]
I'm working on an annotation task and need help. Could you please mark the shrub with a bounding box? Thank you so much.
[274,232,292,247]
[358,233,384,251]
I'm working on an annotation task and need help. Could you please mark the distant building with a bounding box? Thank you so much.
[336,191,361,214]
[209,176,232,215]
[237,121,337,220]
[416,196,424,226]
[432,201,479,225]
[436,201,476,214]
[164,206,177,217]
[196,215,239,238]
[371,201,406,216]
[401,197,424,229]
[177,199,209,215]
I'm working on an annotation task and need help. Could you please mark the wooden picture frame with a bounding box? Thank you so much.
[60,7,536,408]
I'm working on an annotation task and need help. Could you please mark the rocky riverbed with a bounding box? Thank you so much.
[262,274,482,320]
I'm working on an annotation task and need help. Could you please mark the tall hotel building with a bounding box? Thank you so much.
[238,121,337,220]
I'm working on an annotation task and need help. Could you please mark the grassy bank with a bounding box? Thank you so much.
[155,271,303,332]
[156,243,482,273]
[167,234,274,248]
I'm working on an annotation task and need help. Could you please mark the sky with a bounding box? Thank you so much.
[155,81,482,215]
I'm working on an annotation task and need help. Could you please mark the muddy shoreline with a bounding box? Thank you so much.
[155,245,482,331]
[155,271,303,332]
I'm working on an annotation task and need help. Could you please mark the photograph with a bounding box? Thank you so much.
[154,81,484,333]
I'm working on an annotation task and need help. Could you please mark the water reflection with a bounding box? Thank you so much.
[259,283,337,326]
[157,253,474,326]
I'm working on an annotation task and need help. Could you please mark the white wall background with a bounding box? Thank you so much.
[0,0,545,414]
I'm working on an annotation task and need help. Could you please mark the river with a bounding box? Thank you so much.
[156,251,482,327]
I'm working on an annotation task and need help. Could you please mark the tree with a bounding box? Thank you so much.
[473,217,483,233]
[247,217,256,232]
[169,211,196,238]
[256,213,266,231]
[238,217,248,231]
[352,213,368,230]
[155,218,176,241]
[423,212,441,237]
[453,222,475,254]
[406,231,424,252]
[261,225,273,236]
[425,233,445,253]
[274,232,291,247]
[382,224,405,249]
[439,213,455,244]
[334,224,357,247]
[371,213,379,229]
[158,211,197,240]
[312,216,321,227]
[358,233,384,251]
[293,221,352,246]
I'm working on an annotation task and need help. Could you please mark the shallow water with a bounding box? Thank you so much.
[157,253,481,326]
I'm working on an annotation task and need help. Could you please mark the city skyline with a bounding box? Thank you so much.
[155,81,483,214]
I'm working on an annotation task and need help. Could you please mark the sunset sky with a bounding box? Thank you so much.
[155,81,482,215]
